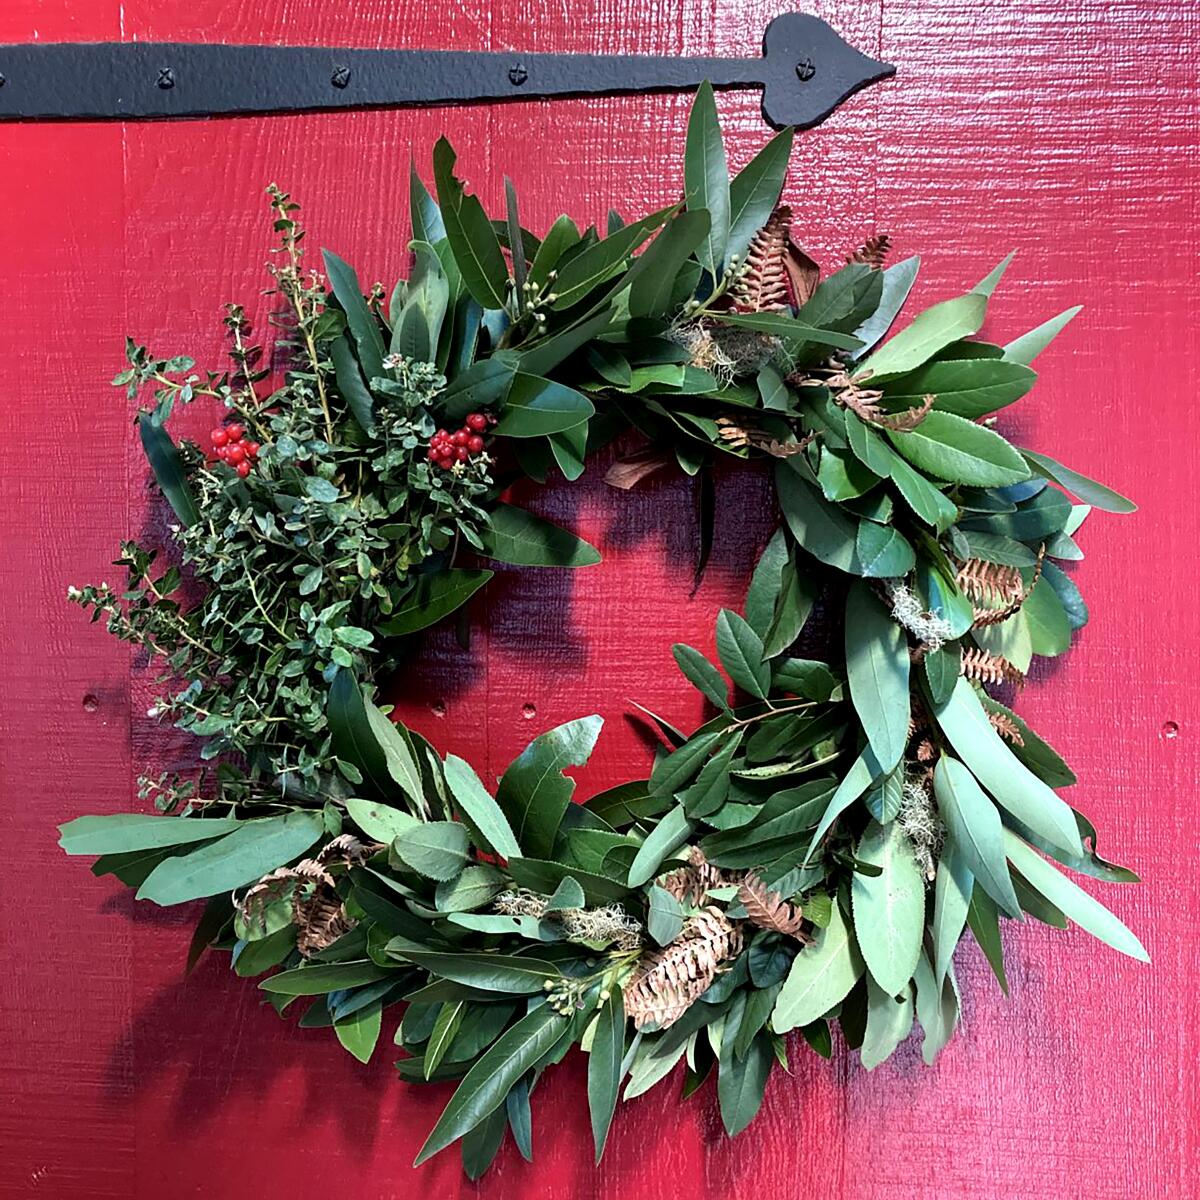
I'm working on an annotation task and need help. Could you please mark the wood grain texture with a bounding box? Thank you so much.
[1,0,1196,1196]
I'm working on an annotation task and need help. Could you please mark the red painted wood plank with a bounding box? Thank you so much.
[0,0,1196,1196]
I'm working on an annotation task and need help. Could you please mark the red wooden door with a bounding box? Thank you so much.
[2,2,1194,1197]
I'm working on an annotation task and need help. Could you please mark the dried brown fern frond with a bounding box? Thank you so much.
[715,416,815,458]
[963,545,1047,627]
[729,206,791,312]
[848,234,892,269]
[794,362,934,432]
[960,647,1025,687]
[914,737,937,763]
[988,710,1026,745]
[957,558,1025,607]
[624,906,744,1031]
[659,846,738,907]
[738,873,808,939]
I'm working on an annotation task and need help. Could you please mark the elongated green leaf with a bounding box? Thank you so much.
[1002,305,1081,366]
[628,805,693,888]
[845,581,909,771]
[392,946,560,993]
[261,960,394,995]
[426,1000,466,1078]
[717,1033,771,1136]
[415,1005,566,1164]
[550,207,674,309]
[59,813,243,855]
[588,988,626,1162]
[496,715,604,858]
[438,356,516,420]
[1002,831,1148,962]
[775,460,861,573]
[934,678,1082,855]
[883,357,1036,419]
[1020,447,1136,514]
[886,452,958,531]
[684,81,730,279]
[479,502,601,567]
[715,609,769,699]
[933,755,1021,917]
[409,160,446,244]
[856,292,987,382]
[717,310,862,351]
[649,729,728,798]
[679,733,741,819]
[727,128,794,263]
[492,372,594,437]
[379,568,493,636]
[773,902,863,1031]
[851,820,924,995]
[971,251,1015,298]
[435,865,505,913]
[363,704,424,806]
[627,210,711,318]
[393,821,470,880]
[136,811,324,905]
[802,747,879,864]
[965,885,1009,994]
[322,249,385,381]
[888,411,1029,487]
[329,333,376,434]
[138,414,200,526]
[345,798,418,842]
[334,1000,382,1064]
[861,976,914,1070]
[646,886,685,945]
[855,521,915,578]
[432,138,509,311]
[849,256,920,361]
[443,755,521,860]
[672,643,730,709]
[931,843,972,987]
[328,670,391,796]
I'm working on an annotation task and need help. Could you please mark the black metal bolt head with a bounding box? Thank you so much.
[794,56,816,82]
[156,66,175,89]
[0,73,6,88]
[508,63,528,86]
[331,64,351,89]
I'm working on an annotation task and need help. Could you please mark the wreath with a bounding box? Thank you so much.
[58,84,1145,1177]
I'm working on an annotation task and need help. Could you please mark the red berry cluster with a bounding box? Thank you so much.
[427,411,492,470]
[210,423,261,479]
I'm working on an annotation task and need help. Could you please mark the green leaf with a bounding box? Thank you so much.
[934,678,1082,856]
[647,885,685,945]
[415,1005,566,1164]
[717,1033,772,1136]
[1002,305,1081,366]
[1023,576,1072,656]
[138,414,200,527]
[924,645,960,707]
[543,875,586,912]
[965,885,1009,994]
[971,251,1015,297]
[479,502,601,567]
[679,733,741,819]
[933,756,1021,917]
[136,812,324,905]
[851,820,924,994]
[496,715,604,858]
[717,311,862,352]
[672,643,730,709]
[492,373,594,438]
[861,976,914,1070]
[849,256,920,361]
[438,356,516,420]
[773,902,864,1031]
[888,411,1030,487]
[363,705,424,805]
[684,80,730,279]
[887,452,958,531]
[443,755,522,860]
[931,843,972,987]
[727,128,794,262]
[432,137,510,311]
[550,206,674,309]
[628,805,693,888]
[328,671,392,797]
[379,569,493,636]
[345,798,418,842]
[425,1001,466,1078]
[627,210,711,319]
[261,960,393,995]
[1002,831,1148,962]
[864,766,904,824]
[883,358,1036,419]
[845,581,910,771]
[715,609,769,699]
[435,865,506,913]
[802,747,880,865]
[855,521,915,578]
[392,821,470,880]
[409,160,446,244]
[58,813,243,855]
[649,729,728,798]
[775,460,861,573]
[322,249,385,381]
[505,857,630,905]
[329,333,375,435]
[588,988,626,1162]
[334,1000,382,1064]
[1020,447,1136,514]
[856,292,987,382]
[391,945,561,992]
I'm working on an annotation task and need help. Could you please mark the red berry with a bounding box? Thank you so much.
[468,435,484,454]
[215,445,229,459]
[437,452,455,468]
[236,461,251,478]
[211,427,229,447]
[427,448,439,461]
[246,441,261,458]
[452,430,468,446]
[466,413,487,432]
[226,423,245,441]
[455,446,470,462]
[226,444,246,465]
[436,428,449,441]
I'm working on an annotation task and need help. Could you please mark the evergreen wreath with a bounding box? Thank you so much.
[59,84,1146,1177]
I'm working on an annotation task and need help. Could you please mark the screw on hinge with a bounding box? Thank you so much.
[331,65,352,89]
[508,63,528,86]
[794,57,816,82]
[157,66,175,89]
[0,73,6,88]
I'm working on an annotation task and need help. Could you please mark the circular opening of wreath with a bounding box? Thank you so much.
[58,84,1144,1178]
